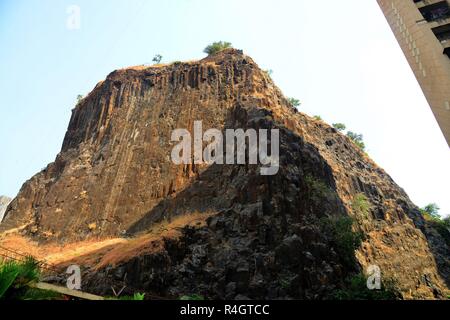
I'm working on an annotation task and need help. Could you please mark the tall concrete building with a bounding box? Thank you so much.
[377,0,450,147]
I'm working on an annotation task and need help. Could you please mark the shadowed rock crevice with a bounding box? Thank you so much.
[127,104,343,236]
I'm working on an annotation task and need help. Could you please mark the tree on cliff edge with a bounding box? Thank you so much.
[204,41,232,55]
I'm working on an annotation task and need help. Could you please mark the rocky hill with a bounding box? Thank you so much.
[0,196,12,223]
[0,49,448,299]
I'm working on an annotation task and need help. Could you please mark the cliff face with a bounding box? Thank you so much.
[0,196,12,223]
[2,50,267,238]
[1,49,448,299]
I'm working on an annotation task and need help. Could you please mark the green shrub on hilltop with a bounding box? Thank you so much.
[152,54,163,64]
[204,41,232,55]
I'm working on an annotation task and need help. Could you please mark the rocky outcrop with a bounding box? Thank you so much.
[0,196,12,223]
[1,49,448,299]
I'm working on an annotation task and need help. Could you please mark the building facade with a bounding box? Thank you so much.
[377,0,450,146]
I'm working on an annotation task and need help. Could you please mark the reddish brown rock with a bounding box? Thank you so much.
[1,49,448,299]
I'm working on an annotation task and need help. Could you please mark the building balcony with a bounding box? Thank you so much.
[415,0,450,22]
[432,22,450,41]
[414,0,448,9]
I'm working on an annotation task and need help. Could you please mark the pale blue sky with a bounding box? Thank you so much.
[0,0,449,216]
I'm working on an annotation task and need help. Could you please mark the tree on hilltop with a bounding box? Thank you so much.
[204,41,232,55]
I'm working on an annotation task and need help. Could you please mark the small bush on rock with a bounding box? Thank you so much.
[204,41,232,55]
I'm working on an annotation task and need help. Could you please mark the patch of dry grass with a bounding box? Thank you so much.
[92,211,214,269]
[0,212,214,271]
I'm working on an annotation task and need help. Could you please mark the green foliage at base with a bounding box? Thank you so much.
[0,256,62,300]
[331,274,398,300]
[20,287,63,300]
[116,292,146,300]
[0,257,39,299]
